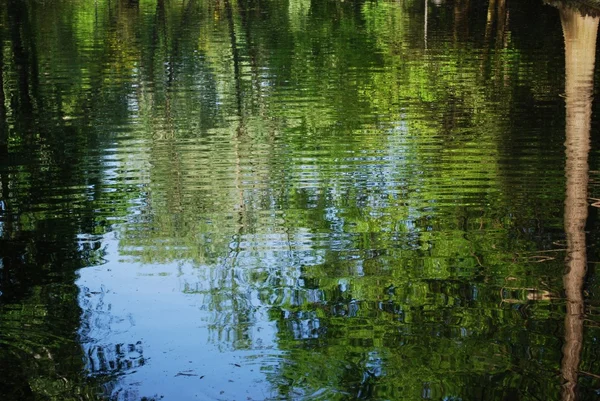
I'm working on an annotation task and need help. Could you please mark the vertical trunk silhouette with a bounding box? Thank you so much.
[224,0,243,120]
[484,0,497,42]
[7,0,39,120]
[453,0,470,41]
[495,0,509,49]
[424,0,428,50]
[560,5,598,401]
[0,23,6,150]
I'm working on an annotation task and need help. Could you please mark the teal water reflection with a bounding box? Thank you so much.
[1,0,600,399]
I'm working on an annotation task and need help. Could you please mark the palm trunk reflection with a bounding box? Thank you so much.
[559,5,598,401]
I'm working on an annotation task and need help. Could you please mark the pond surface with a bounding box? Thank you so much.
[2,0,600,400]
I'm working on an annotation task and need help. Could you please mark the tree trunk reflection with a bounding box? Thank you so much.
[560,5,598,401]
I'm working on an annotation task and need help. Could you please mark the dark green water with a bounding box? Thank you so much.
[1,0,600,399]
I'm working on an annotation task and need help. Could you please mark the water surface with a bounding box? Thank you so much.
[1,0,600,400]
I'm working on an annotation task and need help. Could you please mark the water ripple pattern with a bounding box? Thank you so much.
[1,0,600,400]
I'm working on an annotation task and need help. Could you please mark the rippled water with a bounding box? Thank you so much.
[2,0,600,400]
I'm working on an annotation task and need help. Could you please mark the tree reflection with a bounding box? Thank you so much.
[0,0,149,398]
[557,2,599,400]
[4,0,600,399]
